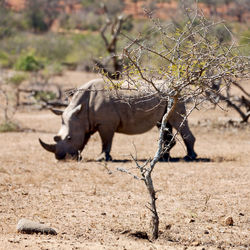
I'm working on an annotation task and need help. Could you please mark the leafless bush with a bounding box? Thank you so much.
[0,71,25,120]
[0,69,67,132]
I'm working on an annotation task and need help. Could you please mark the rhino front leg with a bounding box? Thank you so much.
[97,126,115,161]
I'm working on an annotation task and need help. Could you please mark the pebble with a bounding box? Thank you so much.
[17,218,57,235]
[224,216,234,226]
[191,241,200,246]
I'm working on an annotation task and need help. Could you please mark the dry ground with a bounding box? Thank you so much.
[0,72,249,249]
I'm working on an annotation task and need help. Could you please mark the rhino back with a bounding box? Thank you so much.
[88,80,167,135]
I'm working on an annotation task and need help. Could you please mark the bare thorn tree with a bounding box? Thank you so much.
[115,6,249,240]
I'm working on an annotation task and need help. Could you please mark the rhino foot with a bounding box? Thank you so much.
[96,152,113,162]
[159,153,170,162]
[184,152,197,162]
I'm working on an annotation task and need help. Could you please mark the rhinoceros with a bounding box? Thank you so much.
[39,78,197,161]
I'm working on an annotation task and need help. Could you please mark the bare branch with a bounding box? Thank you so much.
[116,167,142,180]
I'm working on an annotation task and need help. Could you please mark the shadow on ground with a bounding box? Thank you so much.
[86,157,211,163]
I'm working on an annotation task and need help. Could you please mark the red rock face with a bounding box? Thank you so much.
[5,0,26,11]
[4,0,250,22]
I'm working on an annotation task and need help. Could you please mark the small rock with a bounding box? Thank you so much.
[239,212,244,216]
[165,224,172,230]
[204,230,209,234]
[17,218,57,235]
[224,216,234,226]
[191,241,200,246]
[185,218,195,224]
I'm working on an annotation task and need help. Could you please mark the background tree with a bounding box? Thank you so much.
[94,3,132,79]
[227,0,250,23]
[25,0,61,32]
[199,0,223,16]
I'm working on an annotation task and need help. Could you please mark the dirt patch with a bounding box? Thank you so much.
[0,72,249,249]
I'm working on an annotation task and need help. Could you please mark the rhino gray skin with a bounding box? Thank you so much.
[39,78,197,161]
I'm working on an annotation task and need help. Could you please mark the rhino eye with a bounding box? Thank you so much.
[67,135,71,141]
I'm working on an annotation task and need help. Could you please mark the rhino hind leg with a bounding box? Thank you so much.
[179,120,197,161]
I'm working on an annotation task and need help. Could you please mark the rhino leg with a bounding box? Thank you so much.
[157,122,176,161]
[96,152,112,162]
[178,120,197,160]
[168,103,197,161]
[97,126,114,161]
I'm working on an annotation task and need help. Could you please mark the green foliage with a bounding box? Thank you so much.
[33,90,57,102]
[214,24,232,43]
[34,33,73,61]
[15,52,43,71]
[239,29,250,56]
[0,121,19,133]
[124,11,248,103]
[25,10,49,32]
[0,8,14,38]
[24,0,60,32]
[43,63,64,76]
[0,51,12,68]
[122,17,134,32]
[0,8,30,38]
[240,29,250,45]
[0,26,12,39]
[64,32,108,68]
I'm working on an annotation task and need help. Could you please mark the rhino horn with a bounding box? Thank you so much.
[39,138,56,153]
[50,108,63,116]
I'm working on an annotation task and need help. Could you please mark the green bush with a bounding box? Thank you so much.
[0,121,19,133]
[0,8,13,38]
[214,24,232,43]
[24,9,49,32]
[34,33,73,62]
[239,29,250,56]
[42,63,64,76]
[0,51,12,68]
[15,52,43,71]
[240,30,250,45]
[33,90,57,102]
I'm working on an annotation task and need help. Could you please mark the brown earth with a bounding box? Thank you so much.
[0,72,249,249]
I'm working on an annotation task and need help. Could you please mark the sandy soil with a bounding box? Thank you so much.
[0,72,249,249]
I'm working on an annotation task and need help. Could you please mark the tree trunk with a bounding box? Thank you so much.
[145,171,159,240]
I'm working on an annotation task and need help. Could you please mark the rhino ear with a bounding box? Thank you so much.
[50,108,63,116]
[71,104,82,116]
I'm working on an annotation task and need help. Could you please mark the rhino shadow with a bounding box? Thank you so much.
[85,157,211,163]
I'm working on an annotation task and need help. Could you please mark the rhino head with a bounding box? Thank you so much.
[39,104,88,160]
